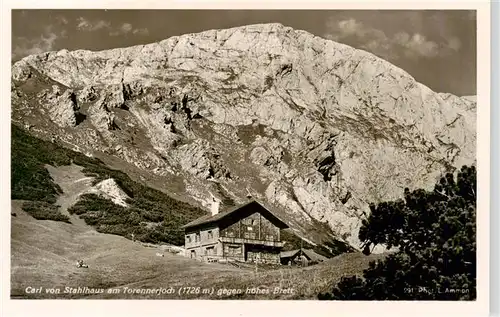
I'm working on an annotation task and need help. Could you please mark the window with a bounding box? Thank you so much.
[195,233,200,242]
[225,245,241,256]
[187,235,191,243]
[243,218,254,225]
[206,246,215,255]
[208,230,213,239]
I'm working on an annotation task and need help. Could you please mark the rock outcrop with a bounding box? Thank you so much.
[37,85,80,128]
[89,100,117,132]
[77,85,97,103]
[86,178,130,207]
[11,23,476,251]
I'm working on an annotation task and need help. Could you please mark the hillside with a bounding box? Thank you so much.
[11,124,206,246]
[10,200,239,299]
[11,22,476,250]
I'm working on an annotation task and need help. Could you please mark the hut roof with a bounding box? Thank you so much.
[182,199,289,230]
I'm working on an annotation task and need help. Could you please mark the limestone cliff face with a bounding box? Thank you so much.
[11,23,476,251]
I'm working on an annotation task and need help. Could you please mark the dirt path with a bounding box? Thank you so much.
[45,164,94,227]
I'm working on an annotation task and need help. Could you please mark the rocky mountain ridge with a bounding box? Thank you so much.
[11,23,476,250]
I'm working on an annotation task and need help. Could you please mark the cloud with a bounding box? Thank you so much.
[55,16,68,25]
[74,18,148,37]
[337,18,363,36]
[110,23,133,36]
[447,36,462,51]
[12,25,67,60]
[121,23,133,33]
[76,17,111,31]
[324,17,462,60]
[393,32,440,58]
[110,23,148,37]
[132,28,149,36]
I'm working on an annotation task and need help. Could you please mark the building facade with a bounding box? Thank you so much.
[182,200,289,264]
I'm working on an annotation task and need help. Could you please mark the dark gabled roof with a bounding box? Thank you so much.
[280,248,328,262]
[181,199,289,230]
[280,249,301,258]
[302,249,328,262]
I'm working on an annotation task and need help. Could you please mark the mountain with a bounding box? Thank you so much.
[10,23,476,251]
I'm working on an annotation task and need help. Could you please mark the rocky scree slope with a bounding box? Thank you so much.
[11,23,476,251]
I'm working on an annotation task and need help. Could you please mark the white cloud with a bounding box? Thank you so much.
[447,36,462,51]
[110,23,149,37]
[110,23,133,36]
[132,28,149,36]
[394,32,439,58]
[74,17,149,38]
[324,17,462,60]
[56,16,68,25]
[76,17,111,32]
[12,26,67,60]
[121,23,133,34]
[337,18,363,36]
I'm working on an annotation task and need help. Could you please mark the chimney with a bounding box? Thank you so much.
[210,195,220,216]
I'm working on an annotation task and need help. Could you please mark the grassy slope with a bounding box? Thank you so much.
[10,201,243,299]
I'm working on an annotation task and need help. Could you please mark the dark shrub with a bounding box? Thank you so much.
[22,201,71,223]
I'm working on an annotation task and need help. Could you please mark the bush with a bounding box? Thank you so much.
[319,166,476,300]
[11,124,93,203]
[22,201,71,223]
[68,192,203,246]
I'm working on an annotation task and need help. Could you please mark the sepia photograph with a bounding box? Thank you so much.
[3,2,493,315]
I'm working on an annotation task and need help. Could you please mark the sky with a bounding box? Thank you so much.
[11,10,476,96]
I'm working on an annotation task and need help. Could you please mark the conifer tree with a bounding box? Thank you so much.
[319,165,476,300]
